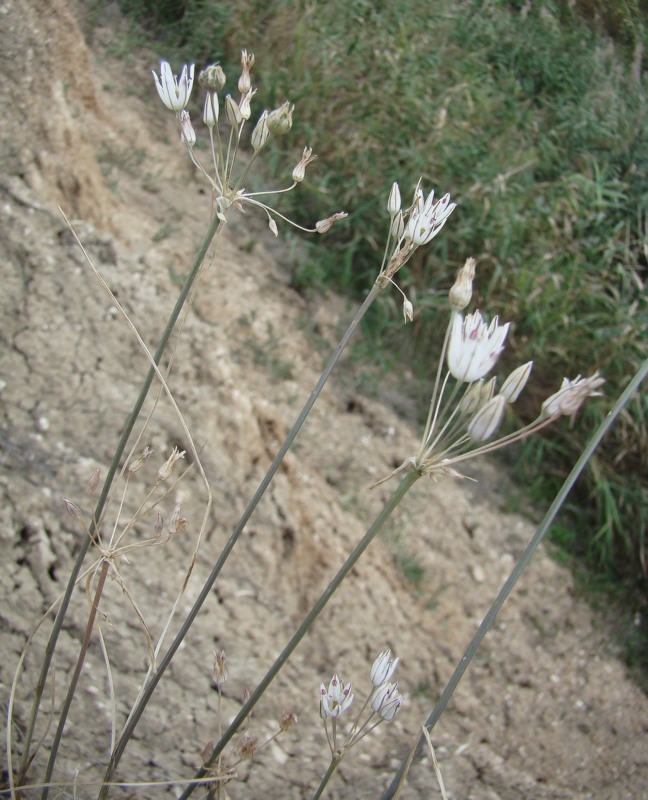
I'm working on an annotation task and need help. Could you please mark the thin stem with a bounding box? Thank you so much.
[310,755,342,800]
[177,468,420,800]
[381,358,648,800]
[41,559,110,797]
[100,280,386,793]
[17,213,222,794]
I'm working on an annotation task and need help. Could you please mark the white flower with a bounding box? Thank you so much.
[371,681,403,721]
[406,190,457,245]
[152,61,195,112]
[447,309,510,383]
[371,650,399,687]
[319,674,354,719]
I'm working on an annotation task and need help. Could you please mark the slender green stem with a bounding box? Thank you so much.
[381,359,648,800]
[176,468,420,800]
[311,756,342,800]
[99,281,385,794]
[21,214,222,798]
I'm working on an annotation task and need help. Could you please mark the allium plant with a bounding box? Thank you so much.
[5,44,632,800]
[313,652,404,800]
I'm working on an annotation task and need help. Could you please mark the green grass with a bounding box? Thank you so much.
[112,0,647,664]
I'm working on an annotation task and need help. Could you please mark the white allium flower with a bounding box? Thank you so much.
[371,681,403,721]
[447,309,510,383]
[319,674,354,719]
[370,650,399,687]
[152,61,195,112]
[406,190,457,245]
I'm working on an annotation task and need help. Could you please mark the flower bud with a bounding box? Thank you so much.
[468,394,506,441]
[267,101,294,135]
[390,210,405,240]
[203,92,219,127]
[388,182,401,215]
[251,110,269,152]
[501,361,533,403]
[458,380,484,415]
[225,94,242,129]
[371,650,399,687]
[198,63,226,92]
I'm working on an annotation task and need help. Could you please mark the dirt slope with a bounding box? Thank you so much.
[1,2,647,798]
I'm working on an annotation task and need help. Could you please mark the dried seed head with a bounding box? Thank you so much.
[267,101,294,135]
[200,740,214,765]
[199,63,226,92]
[292,146,317,183]
[180,110,196,147]
[212,650,229,686]
[63,498,82,520]
[242,687,251,705]
[541,373,605,419]
[238,50,255,94]
[279,711,297,732]
[168,503,187,534]
[88,468,101,497]
[128,446,153,474]
[154,510,164,539]
[239,88,256,121]
[403,298,414,323]
[158,447,185,481]
[239,735,258,760]
[449,257,476,310]
[315,211,348,234]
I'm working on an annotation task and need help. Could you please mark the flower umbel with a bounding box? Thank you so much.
[153,54,345,238]
[318,650,404,762]
[370,261,605,485]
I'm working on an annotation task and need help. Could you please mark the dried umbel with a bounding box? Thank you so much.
[152,54,346,239]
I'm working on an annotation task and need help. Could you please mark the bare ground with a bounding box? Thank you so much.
[1,2,647,798]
